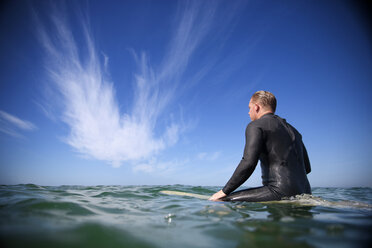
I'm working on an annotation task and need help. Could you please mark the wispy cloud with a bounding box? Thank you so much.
[0,110,37,138]
[35,1,218,167]
[197,151,221,161]
[133,157,189,176]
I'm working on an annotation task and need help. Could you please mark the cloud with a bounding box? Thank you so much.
[0,110,37,138]
[133,157,188,176]
[197,151,220,161]
[36,1,217,167]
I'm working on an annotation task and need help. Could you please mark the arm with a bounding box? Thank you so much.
[216,124,263,198]
[303,143,311,174]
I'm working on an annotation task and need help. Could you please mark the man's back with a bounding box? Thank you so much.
[255,113,311,197]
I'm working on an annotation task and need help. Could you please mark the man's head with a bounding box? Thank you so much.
[248,91,276,121]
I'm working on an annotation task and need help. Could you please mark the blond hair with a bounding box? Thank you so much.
[251,90,277,112]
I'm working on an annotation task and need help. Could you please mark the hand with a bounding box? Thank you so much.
[209,190,226,201]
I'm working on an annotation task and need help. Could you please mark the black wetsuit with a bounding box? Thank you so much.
[221,113,311,202]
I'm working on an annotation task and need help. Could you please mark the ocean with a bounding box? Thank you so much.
[0,184,371,248]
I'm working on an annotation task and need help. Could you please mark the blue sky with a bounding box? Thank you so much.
[0,0,371,187]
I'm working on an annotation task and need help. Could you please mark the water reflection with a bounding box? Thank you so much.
[228,203,314,247]
[265,204,314,221]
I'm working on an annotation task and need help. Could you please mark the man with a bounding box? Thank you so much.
[209,90,311,202]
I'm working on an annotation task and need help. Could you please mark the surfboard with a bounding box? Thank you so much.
[160,190,311,203]
[160,190,372,209]
[160,190,210,200]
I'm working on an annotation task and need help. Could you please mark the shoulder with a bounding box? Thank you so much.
[287,122,302,139]
[246,121,263,136]
[276,115,303,138]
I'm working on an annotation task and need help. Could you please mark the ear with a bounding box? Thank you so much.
[255,103,260,112]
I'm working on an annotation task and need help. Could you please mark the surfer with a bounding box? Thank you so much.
[209,91,311,202]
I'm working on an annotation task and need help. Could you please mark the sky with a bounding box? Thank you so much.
[0,0,371,187]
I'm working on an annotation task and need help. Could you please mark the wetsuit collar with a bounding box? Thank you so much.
[260,112,274,119]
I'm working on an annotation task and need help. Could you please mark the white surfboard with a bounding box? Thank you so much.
[160,190,372,209]
[160,190,210,200]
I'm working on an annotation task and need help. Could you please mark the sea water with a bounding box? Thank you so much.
[0,184,371,247]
